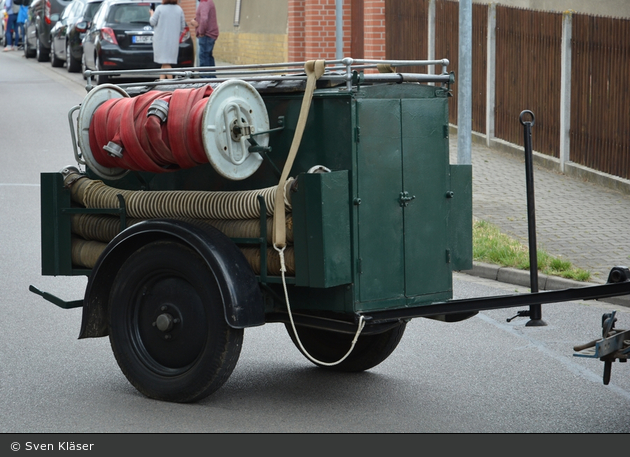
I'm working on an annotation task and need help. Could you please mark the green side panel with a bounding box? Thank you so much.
[293,170,352,288]
[40,173,73,276]
[356,99,405,304]
[449,164,473,271]
[401,98,451,297]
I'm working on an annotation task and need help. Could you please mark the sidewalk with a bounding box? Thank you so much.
[450,130,630,306]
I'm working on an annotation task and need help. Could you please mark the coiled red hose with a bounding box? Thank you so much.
[88,86,213,173]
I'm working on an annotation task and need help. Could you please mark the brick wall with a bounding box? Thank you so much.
[363,0,386,60]
[180,0,197,25]
[288,0,306,61]
[288,0,379,62]
[181,0,387,65]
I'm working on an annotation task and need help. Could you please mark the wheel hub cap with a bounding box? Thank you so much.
[155,313,174,332]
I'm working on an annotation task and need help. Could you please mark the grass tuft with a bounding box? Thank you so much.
[473,219,591,282]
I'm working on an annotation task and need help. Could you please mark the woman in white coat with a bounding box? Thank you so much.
[149,0,185,79]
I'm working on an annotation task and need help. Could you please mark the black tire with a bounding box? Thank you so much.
[36,34,49,62]
[67,41,80,73]
[24,36,36,58]
[50,40,63,67]
[108,240,243,403]
[81,53,88,79]
[95,56,109,85]
[285,321,407,372]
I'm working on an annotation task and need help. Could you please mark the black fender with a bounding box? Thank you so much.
[78,219,265,339]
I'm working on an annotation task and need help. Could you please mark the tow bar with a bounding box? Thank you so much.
[574,310,630,385]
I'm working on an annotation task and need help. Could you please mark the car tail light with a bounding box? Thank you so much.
[179,27,190,43]
[75,21,88,33]
[100,27,118,45]
[44,0,51,24]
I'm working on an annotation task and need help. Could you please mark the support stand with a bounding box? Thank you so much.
[520,110,547,327]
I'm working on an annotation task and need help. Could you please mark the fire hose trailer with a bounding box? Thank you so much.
[31,59,630,402]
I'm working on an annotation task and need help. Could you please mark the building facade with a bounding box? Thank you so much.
[183,0,630,65]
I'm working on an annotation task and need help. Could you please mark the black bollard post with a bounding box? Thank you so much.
[519,110,546,327]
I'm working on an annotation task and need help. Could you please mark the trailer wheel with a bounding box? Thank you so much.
[108,239,243,403]
[285,322,406,372]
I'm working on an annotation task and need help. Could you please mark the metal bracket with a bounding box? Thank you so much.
[28,285,83,309]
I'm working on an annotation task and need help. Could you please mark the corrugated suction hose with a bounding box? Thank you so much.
[71,237,295,276]
[71,175,292,220]
[66,171,295,274]
[71,213,293,245]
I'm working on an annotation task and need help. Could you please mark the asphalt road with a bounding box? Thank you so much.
[0,50,629,435]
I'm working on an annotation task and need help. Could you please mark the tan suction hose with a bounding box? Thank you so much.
[70,175,293,220]
[70,237,295,275]
[66,171,295,273]
[71,213,292,245]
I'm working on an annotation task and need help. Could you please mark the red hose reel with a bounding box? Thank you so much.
[76,81,270,181]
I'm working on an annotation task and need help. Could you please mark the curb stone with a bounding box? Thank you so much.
[461,261,630,308]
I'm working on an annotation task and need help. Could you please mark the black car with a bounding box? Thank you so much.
[50,0,103,72]
[82,0,194,84]
[24,0,71,61]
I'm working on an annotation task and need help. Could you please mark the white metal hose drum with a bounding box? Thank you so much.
[76,84,131,180]
[201,79,269,180]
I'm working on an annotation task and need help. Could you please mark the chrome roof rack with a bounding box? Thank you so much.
[84,57,453,93]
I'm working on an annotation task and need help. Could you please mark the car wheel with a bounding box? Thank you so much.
[108,240,244,403]
[81,53,88,80]
[284,321,407,372]
[36,34,49,62]
[24,34,36,58]
[95,56,109,85]
[50,39,63,67]
[66,41,80,73]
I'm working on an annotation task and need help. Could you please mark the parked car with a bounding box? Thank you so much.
[1,0,6,48]
[82,0,194,85]
[50,0,102,71]
[24,0,71,61]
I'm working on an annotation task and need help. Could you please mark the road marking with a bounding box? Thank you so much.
[477,312,630,401]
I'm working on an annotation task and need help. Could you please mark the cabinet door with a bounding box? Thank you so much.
[356,99,405,304]
[401,98,451,297]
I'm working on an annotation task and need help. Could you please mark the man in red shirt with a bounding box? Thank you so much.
[190,0,219,77]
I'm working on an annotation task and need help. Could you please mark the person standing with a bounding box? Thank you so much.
[3,0,19,51]
[149,0,185,79]
[190,0,219,76]
[16,0,27,49]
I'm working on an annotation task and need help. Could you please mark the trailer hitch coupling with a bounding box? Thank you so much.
[574,310,630,385]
